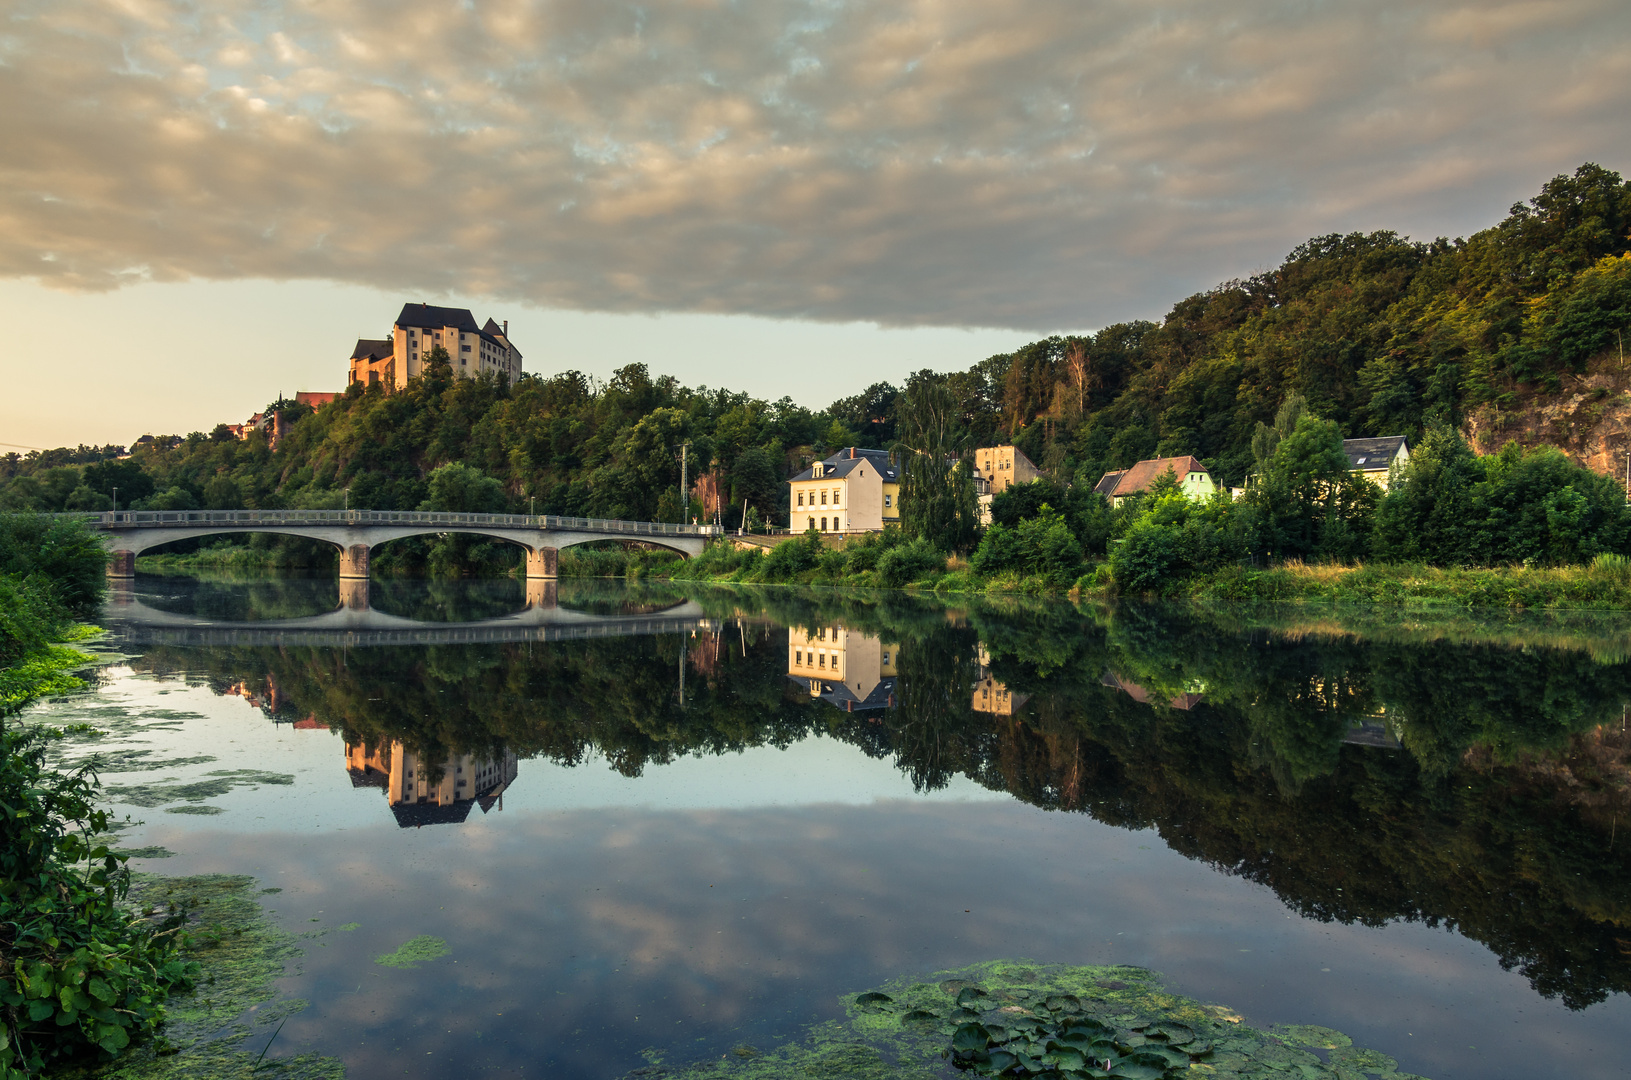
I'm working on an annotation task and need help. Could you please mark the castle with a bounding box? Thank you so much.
[349,303,523,391]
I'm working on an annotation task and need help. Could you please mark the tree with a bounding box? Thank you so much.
[894,376,979,553]
[1247,413,1375,560]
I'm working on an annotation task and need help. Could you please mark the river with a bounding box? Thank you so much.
[23,574,1631,1079]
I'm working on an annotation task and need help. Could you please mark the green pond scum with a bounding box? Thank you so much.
[372,935,450,970]
[626,961,1427,1080]
[58,874,344,1080]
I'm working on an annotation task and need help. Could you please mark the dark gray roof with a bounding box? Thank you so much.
[479,318,520,358]
[350,338,393,361]
[1092,470,1124,498]
[1342,436,1408,469]
[396,303,479,332]
[790,447,899,483]
[787,674,897,712]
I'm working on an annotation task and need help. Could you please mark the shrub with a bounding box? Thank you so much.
[875,538,946,587]
[0,514,107,617]
[758,533,825,582]
[1,726,198,1076]
[970,506,1085,586]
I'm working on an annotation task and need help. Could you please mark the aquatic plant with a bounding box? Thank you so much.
[632,961,1429,1079]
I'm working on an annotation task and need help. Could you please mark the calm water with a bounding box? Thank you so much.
[27,575,1631,1079]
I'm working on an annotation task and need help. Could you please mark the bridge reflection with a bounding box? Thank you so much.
[101,578,719,647]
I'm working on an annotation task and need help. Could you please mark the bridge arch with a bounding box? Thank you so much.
[82,510,718,580]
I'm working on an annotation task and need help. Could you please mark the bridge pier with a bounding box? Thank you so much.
[339,543,370,579]
[339,577,370,611]
[525,546,558,580]
[107,550,135,579]
[525,578,558,610]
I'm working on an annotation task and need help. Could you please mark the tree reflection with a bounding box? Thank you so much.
[129,587,1631,1008]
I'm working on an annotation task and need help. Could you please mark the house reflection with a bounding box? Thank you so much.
[971,646,1029,715]
[787,624,898,712]
[345,740,519,827]
[1101,671,1204,711]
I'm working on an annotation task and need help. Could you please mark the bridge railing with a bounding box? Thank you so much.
[63,510,723,536]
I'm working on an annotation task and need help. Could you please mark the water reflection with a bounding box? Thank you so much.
[112,577,1631,1017]
[344,739,519,827]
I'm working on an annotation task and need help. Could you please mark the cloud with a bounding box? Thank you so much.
[0,0,1626,329]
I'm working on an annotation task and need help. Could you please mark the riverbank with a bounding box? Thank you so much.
[1159,559,1631,611]
[565,537,1631,612]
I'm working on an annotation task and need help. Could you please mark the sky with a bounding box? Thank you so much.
[2,0,1629,450]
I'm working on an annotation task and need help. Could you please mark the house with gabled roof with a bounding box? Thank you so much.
[1342,436,1409,490]
[1094,455,1217,507]
[348,303,523,391]
[789,447,901,533]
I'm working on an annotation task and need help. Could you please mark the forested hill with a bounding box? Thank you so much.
[2,163,1628,524]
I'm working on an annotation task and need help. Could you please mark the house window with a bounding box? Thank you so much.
[797,492,804,506]
[818,653,825,668]
[461,344,471,352]
[808,516,815,530]
[884,494,892,508]
[821,517,827,531]
[821,490,828,504]
[882,652,890,664]
[832,489,840,505]
[795,650,802,665]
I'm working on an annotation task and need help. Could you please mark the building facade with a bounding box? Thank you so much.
[788,447,901,533]
[349,303,523,391]
[973,444,1041,523]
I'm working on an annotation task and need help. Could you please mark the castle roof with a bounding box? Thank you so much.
[350,338,393,361]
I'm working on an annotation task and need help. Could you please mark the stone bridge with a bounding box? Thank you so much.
[72,510,720,579]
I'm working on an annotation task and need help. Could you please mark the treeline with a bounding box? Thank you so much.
[1,164,1627,571]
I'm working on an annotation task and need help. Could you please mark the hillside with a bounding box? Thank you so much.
[2,163,1628,526]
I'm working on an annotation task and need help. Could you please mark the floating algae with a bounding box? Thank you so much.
[373,934,451,969]
[75,874,343,1080]
[106,769,294,809]
[623,960,1428,1079]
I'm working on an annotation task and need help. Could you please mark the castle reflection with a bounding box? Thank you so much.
[345,740,519,827]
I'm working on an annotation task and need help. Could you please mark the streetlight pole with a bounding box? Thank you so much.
[111,486,117,516]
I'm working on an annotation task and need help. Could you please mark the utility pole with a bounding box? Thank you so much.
[680,441,688,523]
[111,486,117,515]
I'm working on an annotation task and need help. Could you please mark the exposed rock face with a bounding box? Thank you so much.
[1463,353,1631,487]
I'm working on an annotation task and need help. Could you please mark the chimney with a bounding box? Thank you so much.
[849,447,854,459]
[503,320,508,336]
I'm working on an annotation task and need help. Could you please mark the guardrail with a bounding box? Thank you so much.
[61,510,722,537]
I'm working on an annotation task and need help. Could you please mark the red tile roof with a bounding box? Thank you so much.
[1108,456,1207,498]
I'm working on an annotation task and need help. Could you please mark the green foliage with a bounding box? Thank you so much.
[875,538,947,588]
[971,507,1084,585]
[895,375,979,553]
[0,726,197,1077]
[635,960,1420,1080]
[0,514,108,617]
[1374,426,1631,565]
[1246,413,1377,560]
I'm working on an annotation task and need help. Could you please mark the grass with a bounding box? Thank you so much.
[1178,558,1631,611]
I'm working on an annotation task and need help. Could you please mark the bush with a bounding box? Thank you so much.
[758,532,825,582]
[875,538,946,587]
[0,514,107,617]
[970,506,1085,586]
[1,726,197,1077]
